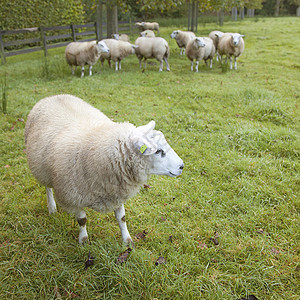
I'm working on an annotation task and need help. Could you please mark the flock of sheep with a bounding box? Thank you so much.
[25,21,245,247]
[65,21,245,77]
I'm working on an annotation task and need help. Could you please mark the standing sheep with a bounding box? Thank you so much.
[135,37,170,72]
[65,41,109,78]
[139,30,155,38]
[100,39,137,71]
[112,33,130,42]
[135,22,160,34]
[218,33,245,70]
[208,30,224,61]
[186,37,216,72]
[25,94,184,246]
[170,30,196,55]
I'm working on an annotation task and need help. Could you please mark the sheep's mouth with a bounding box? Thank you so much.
[169,171,178,177]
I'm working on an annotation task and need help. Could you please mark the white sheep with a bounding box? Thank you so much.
[217,33,245,70]
[170,30,196,55]
[99,39,137,71]
[208,30,224,61]
[112,33,130,42]
[25,94,184,246]
[136,22,160,34]
[186,37,216,72]
[135,37,170,72]
[65,41,109,78]
[139,30,155,38]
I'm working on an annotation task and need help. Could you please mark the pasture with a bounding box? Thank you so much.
[0,17,299,299]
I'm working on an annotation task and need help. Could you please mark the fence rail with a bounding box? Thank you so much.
[0,21,136,64]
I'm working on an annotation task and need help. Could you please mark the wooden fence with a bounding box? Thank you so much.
[0,21,136,64]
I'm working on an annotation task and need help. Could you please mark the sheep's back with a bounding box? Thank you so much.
[25,95,112,187]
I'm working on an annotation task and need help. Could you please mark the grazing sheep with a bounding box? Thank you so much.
[140,30,155,38]
[186,37,216,72]
[99,39,137,71]
[25,94,184,246]
[135,37,170,72]
[218,33,245,70]
[170,30,196,55]
[65,41,109,78]
[136,22,160,34]
[208,30,224,61]
[112,33,130,42]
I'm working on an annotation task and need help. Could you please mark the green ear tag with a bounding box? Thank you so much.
[140,144,147,154]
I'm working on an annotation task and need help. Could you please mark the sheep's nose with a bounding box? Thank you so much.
[179,163,184,170]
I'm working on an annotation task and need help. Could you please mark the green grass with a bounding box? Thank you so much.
[0,17,299,299]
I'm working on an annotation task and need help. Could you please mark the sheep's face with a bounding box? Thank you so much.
[131,44,138,54]
[170,31,179,39]
[97,41,109,53]
[230,34,244,46]
[195,37,206,48]
[131,121,184,177]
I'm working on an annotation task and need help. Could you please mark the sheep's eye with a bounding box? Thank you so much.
[155,149,166,157]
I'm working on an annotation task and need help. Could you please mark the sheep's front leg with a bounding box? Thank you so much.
[76,210,88,244]
[118,61,121,70]
[229,56,233,69]
[216,52,219,62]
[180,47,183,55]
[209,58,213,69]
[89,65,93,76]
[195,60,199,72]
[80,67,85,78]
[190,61,193,71]
[46,187,56,214]
[234,57,237,70]
[115,61,118,71]
[114,205,134,247]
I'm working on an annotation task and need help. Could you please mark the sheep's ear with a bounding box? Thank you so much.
[137,120,155,134]
[131,44,139,49]
[131,121,157,155]
[240,34,245,38]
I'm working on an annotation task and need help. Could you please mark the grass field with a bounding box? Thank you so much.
[0,17,299,299]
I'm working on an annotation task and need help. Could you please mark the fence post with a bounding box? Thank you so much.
[40,27,48,56]
[71,24,76,41]
[0,30,6,64]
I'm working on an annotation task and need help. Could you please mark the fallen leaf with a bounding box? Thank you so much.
[17,118,24,122]
[116,248,132,265]
[135,230,147,240]
[271,247,281,254]
[143,184,152,189]
[155,256,166,265]
[84,252,95,270]
[197,241,208,249]
[237,295,259,300]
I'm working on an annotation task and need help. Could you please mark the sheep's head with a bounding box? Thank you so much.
[230,33,245,46]
[170,30,179,39]
[195,37,206,48]
[131,44,139,54]
[97,41,109,53]
[131,121,184,177]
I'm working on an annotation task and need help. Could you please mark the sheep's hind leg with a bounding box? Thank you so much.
[114,204,134,247]
[229,57,233,69]
[46,187,56,215]
[76,210,88,244]
[195,61,199,72]
[164,57,170,71]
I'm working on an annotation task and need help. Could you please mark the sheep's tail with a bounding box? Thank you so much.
[164,43,170,59]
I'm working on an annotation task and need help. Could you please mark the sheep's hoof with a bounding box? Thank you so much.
[79,235,89,245]
[125,238,135,249]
